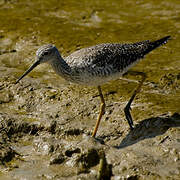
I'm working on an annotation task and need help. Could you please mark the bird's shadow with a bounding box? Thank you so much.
[114,112,180,149]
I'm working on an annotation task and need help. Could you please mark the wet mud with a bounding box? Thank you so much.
[0,0,180,179]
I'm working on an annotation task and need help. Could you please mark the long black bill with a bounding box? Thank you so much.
[16,60,40,84]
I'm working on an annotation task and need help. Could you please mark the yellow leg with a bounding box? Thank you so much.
[123,71,147,130]
[92,86,106,137]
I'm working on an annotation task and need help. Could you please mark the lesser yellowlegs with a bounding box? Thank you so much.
[16,36,170,137]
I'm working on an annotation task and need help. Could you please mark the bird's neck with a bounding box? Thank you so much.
[49,55,72,79]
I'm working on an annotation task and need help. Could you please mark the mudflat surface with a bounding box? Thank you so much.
[0,0,180,179]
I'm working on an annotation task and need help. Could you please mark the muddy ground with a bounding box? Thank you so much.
[0,0,180,179]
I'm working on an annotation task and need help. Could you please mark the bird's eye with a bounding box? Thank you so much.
[43,51,49,56]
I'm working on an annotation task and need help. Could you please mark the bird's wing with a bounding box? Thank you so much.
[65,41,150,72]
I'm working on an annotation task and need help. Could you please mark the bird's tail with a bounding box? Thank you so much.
[146,36,171,53]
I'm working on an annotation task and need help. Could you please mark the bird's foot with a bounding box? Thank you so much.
[124,105,134,130]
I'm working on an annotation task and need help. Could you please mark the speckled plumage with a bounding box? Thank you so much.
[16,36,171,137]
[16,36,170,86]
[51,36,170,86]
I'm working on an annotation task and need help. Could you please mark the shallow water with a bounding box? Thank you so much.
[0,0,180,179]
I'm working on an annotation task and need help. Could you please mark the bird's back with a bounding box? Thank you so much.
[64,36,170,85]
[65,42,147,70]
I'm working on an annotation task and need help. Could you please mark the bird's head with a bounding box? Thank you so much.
[16,44,59,84]
[36,44,59,63]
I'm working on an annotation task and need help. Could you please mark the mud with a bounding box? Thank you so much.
[0,0,180,179]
